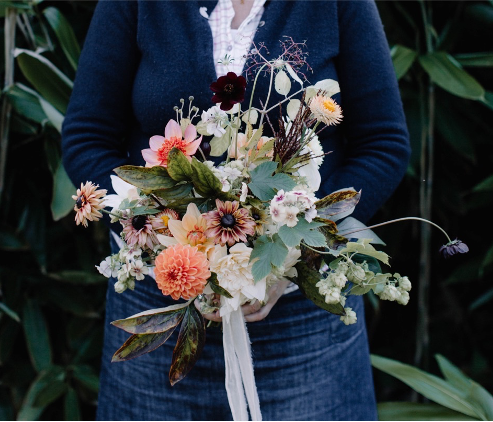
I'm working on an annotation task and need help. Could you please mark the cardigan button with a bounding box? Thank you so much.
[227,45,233,51]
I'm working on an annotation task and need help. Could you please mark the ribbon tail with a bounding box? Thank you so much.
[224,311,249,421]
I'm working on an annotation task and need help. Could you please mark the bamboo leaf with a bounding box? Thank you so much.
[111,304,186,335]
[23,299,52,372]
[43,7,80,71]
[418,52,485,100]
[391,45,418,79]
[64,388,81,421]
[0,301,20,322]
[377,402,479,421]
[371,355,484,419]
[455,53,493,68]
[6,84,46,124]
[51,161,76,221]
[14,48,73,113]
[169,305,206,385]
[114,165,177,190]
[17,366,65,421]
[72,365,100,393]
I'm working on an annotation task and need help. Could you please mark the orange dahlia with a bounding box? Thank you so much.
[72,182,107,228]
[154,244,211,300]
[203,199,256,246]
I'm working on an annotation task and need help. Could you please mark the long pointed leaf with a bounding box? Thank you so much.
[23,299,52,372]
[371,355,484,420]
[111,305,186,334]
[112,329,177,362]
[378,402,479,421]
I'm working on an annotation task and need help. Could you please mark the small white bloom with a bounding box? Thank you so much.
[129,260,149,281]
[270,203,287,223]
[324,286,341,304]
[398,276,412,292]
[397,289,410,305]
[220,178,231,192]
[284,206,299,228]
[273,190,286,204]
[304,205,317,222]
[114,280,127,294]
[96,256,119,278]
[329,271,348,288]
[201,106,228,137]
[379,284,401,301]
[240,182,248,202]
[340,307,357,325]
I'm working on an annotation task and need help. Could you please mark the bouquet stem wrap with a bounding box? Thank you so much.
[223,308,262,421]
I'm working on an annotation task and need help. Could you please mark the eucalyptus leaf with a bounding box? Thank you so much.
[169,305,206,385]
[14,48,73,113]
[114,165,176,190]
[391,44,418,79]
[418,52,485,100]
[210,126,232,156]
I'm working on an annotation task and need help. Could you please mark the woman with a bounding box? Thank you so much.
[62,0,410,420]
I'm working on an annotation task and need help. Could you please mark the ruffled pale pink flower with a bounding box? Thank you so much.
[203,199,256,246]
[72,182,107,227]
[121,215,160,250]
[154,244,211,300]
[142,119,202,167]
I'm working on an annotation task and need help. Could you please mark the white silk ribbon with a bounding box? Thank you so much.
[223,308,262,421]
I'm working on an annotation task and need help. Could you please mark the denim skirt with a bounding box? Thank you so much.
[97,244,377,421]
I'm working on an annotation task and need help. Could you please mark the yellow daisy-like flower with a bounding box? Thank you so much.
[309,95,343,126]
[72,182,107,228]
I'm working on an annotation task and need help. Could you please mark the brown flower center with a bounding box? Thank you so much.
[132,215,148,231]
[76,195,86,209]
[220,214,236,228]
[224,84,234,93]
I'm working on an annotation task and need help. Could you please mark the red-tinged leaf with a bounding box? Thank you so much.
[315,189,361,221]
[111,304,188,334]
[169,305,206,386]
[111,329,177,362]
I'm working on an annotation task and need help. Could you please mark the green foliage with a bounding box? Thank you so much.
[247,161,296,201]
[250,234,288,282]
[372,355,493,421]
[277,218,327,248]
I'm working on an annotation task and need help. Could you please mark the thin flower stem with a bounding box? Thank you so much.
[102,209,123,218]
[338,217,452,244]
[197,146,207,162]
[150,194,166,209]
[300,241,335,255]
[262,87,305,114]
[258,66,275,129]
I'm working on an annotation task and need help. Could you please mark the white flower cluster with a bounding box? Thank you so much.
[201,106,228,137]
[373,273,412,305]
[204,160,246,193]
[96,243,150,293]
[269,189,317,227]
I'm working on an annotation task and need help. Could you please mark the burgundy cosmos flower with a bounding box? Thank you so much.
[439,239,469,259]
[210,72,247,111]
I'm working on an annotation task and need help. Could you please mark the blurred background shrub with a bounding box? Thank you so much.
[0,0,492,420]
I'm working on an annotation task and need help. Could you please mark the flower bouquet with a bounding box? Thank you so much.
[72,40,467,420]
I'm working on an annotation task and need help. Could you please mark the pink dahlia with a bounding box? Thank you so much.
[142,119,202,168]
[203,199,256,247]
[154,244,211,300]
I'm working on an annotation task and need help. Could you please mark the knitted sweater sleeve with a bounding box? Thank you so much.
[322,0,411,223]
[61,0,139,196]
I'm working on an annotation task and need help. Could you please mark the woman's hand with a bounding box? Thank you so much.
[195,279,292,323]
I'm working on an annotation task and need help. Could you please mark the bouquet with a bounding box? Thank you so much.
[72,40,468,420]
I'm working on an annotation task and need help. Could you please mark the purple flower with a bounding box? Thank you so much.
[210,72,247,111]
[439,239,469,259]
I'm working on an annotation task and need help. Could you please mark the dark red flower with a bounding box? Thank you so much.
[439,239,469,259]
[210,72,247,111]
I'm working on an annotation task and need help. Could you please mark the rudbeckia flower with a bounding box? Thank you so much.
[142,119,202,168]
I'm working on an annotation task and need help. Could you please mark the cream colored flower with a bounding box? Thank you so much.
[209,243,266,319]
[309,95,343,126]
[72,182,107,228]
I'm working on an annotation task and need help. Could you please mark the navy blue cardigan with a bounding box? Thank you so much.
[62,0,410,224]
